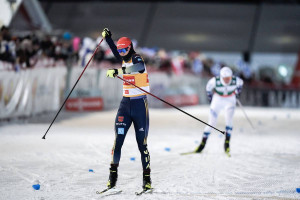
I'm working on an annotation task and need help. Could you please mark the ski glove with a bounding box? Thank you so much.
[106,68,123,78]
[102,28,112,38]
[235,86,242,98]
[207,91,213,102]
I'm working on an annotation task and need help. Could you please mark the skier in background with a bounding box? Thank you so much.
[101,28,152,192]
[195,66,243,156]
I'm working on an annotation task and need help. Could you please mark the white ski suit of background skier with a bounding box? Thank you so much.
[195,66,244,156]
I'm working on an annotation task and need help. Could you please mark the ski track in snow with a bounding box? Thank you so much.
[0,106,299,200]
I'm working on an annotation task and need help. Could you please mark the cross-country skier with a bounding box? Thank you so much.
[101,28,152,192]
[195,66,243,156]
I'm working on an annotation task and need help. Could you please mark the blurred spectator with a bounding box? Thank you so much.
[189,51,203,75]
[79,37,95,67]
[156,49,172,74]
[236,59,253,83]
[72,37,80,63]
[40,35,54,58]
[0,26,15,63]
[210,61,221,76]
[16,37,34,68]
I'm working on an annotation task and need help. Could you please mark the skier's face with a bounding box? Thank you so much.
[118,45,131,56]
[222,76,232,84]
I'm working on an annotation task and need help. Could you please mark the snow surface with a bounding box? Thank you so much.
[0,105,300,200]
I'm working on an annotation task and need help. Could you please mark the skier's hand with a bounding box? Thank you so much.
[102,28,112,38]
[106,68,123,78]
[106,69,118,78]
[235,86,242,98]
[207,91,213,103]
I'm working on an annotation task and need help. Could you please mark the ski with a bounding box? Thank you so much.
[180,151,199,155]
[135,188,154,196]
[225,151,231,157]
[96,187,122,196]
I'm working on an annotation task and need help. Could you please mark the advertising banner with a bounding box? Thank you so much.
[65,97,103,111]
[0,67,66,120]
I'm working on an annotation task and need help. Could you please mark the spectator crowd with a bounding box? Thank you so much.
[0,26,252,83]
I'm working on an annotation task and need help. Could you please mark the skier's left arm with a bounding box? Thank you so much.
[235,77,244,98]
[206,77,216,102]
[102,28,122,62]
[106,54,146,78]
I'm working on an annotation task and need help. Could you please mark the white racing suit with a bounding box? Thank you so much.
[204,76,244,138]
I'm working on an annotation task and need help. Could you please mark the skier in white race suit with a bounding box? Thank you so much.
[195,66,243,156]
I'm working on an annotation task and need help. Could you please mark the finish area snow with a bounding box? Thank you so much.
[0,106,300,200]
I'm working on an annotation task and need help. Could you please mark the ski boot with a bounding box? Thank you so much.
[142,169,152,191]
[224,135,231,157]
[107,164,118,189]
[195,137,207,153]
[135,169,153,195]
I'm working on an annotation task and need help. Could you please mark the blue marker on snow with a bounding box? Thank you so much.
[130,157,136,161]
[296,188,300,193]
[32,184,40,190]
[164,147,171,152]
[89,169,94,172]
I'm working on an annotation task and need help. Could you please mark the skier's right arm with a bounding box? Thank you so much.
[206,78,216,102]
[235,77,244,98]
[102,28,122,62]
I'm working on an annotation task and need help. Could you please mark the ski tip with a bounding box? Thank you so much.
[96,188,110,194]
[96,189,107,194]
[180,151,198,155]
[135,188,154,195]
[225,152,231,157]
[96,187,122,195]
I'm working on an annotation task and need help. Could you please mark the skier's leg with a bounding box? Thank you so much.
[107,98,132,188]
[196,97,221,152]
[107,164,118,189]
[195,109,218,152]
[224,104,235,154]
[111,99,132,165]
[132,97,151,190]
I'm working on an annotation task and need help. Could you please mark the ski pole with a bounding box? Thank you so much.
[116,75,225,135]
[236,99,255,130]
[42,38,104,139]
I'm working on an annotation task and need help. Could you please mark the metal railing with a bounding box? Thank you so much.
[240,86,300,108]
